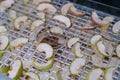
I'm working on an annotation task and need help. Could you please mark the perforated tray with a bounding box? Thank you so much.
[0,0,120,80]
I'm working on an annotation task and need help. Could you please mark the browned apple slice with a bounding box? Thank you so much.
[33,0,51,5]
[61,3,73,15]
[79,26,96,30]
[37,3,57,13]
[70,6,85,17]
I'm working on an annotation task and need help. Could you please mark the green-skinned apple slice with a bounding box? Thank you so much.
[50,27,63,35]
[96,41,109,56]
[86,68,103,80]
[0,35,9,50]
[33,59,54,71]
[53,15,71,28]
[67,37,79,48]
[10,38,28,48]
[25,72,40,80]
[70,58,86,75]
[0,66,10,75]
[112,21,120,34]
[56,70,64,80]
[33,0,51,5]
[36,43,54,60]
[104,67,116,80]
[116,44,120,58]
[0,26,7,34]
[8,60,23,80]
[14,16,28,30]
[0,51,5,58]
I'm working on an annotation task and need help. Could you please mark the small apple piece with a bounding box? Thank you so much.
[79,26,96,30]
[103,16,115,23]
[90,35,102,45]
[70,58,86,75]
[25,72,40,80]
[33,59,54,71]
[36,12,45,22]
[86,68,103,80]
[70,6,85,17]
[104,67,116,80]
[8,10,17,20]
[0,51,5,58]
[56,70,64,80]
[53,15,71,28]
[37,3,57,13]
[0,66,10,75]
[8,60,23,80]
[116,44,120,58]
[33,0,51,5]
[50,27,63,35]
[0,26,7,34]
[10,38,28,48]
[30,20,44,31]
[0,35,9,50]
[22,0,29,5]
[61,3,73,15]
[67,37,79,48]
[14,16,28,30]
[112,21,120,34]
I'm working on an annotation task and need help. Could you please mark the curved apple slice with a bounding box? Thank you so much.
[0,26,7,34]
[50,27,63,35]
[30,20,44,31]
[33,59,54,71]
[10,38,28,48]
[8,60,23,80]
[0,66,10,75]
[53,15,71,28]
[61,3,73,15]
[56,70,64,80]
[90,35,102,45]
[79,26,96,30]
[67,37,79,48]
[0,35,9,50]
[91,12,109,27]
[8,10,17,20]
[96,41,109,56]
[104,67,116,80]
[103,16,115,23]
[37,3,57,13]
[86,68,103,80]
[25,72,40,80]
[112,21,120,34]
[70,6,85,17]
[116,44,120,58]
[36,43,54,60]
[33,0,51,5]
[14,16,28,30]
[70,58,86,75]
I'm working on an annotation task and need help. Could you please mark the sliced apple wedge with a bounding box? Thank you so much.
[103,16,114,23]
[91,12,109,27]
[67,37,79,48]
[61,3,73,15]
[30,20,44,31]
[70,6,85,17]
[37,3,57,13]
[86,68,103,80]
[104,67,116,80]
[14,16,28,30]
[0,35,9,50]
[8,60,23,80]
[112,21,120,34]
[0,26,7,34]
[53,15,71,28]
[33,59,54,71]
[33,0,51,5]
[70,58,86,75]
[56,70,64,80]
[0,66,10,75]
[116,44,120,58]
[90,35,102,45]
[50,27,63,35]
[36,43,54,60]
[8,10,17,20]
[25,72,40,80]
[10,38,28,48]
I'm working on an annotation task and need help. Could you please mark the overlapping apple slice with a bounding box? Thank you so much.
[116,44,120,58]
[25,72,40,80]
[37,3,57,13]
[14,16,28,30]
[86,68,103,80]
[53,15,71,28]
[0,26,7,34]
[67,37,79,48]
[33,0,51,5]
[103,16,115,23]
[112,21,120,34]
[70,58,86,75]
[50,27,64,35]
[8,60,23,80]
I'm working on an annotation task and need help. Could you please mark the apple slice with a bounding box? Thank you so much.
[104,67,116,80]
[33,0,51,5]
[37,3,57,13]
[70,6,85,17]
[112,21,120,34]
[8,60,23,80]
[91,12,109,27]
[90,35,102,45]
[61,3,73,15]
[25,72,40,80]
[0,51,5,58]
[14,16,28,30]
[67,37,79,48]
[22,0,29,5]
[8,10,17,20]
[86,68,103,80]
[0,35,9,50]
[36,12,45,22]
[30,20,44,31]
[0,66,10,75]
[53,15,71,28]
[33,59,54,71]
[0,26,7,34]
[36,43,54,60]
[10,38,28,48]
[70,58,86,75]
[56,70,64,80]
[116,44,120,58]
[103,16,115,23]
[79,26,96,30]
[50,27,63,35]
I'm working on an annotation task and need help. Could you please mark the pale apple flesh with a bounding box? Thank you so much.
[116,44,120,58]
[90,35,102,45]
[112,21,120,34]
[0,26,7,34]
[50,27,63,35]
[79,26,96,30]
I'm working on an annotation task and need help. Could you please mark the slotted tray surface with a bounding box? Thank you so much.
[0,0,120,80]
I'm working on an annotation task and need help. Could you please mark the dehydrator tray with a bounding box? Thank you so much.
[0,0,120,80]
